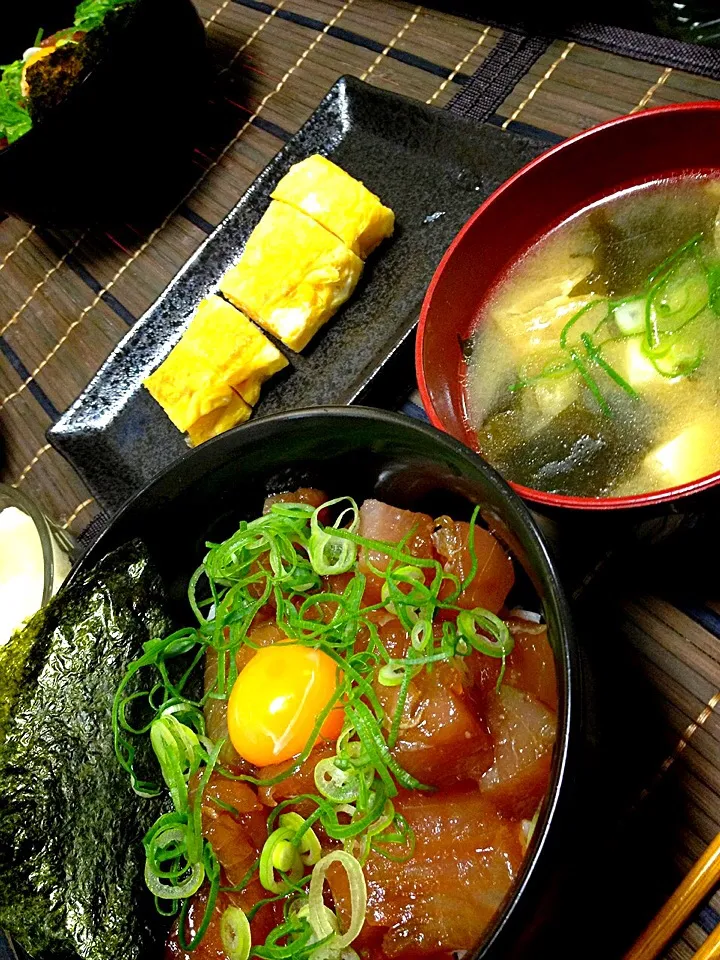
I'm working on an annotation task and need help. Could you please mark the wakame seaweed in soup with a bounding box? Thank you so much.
[0,0,136,147]
[464,176,720,499]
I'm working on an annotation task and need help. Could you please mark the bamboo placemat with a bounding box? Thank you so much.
[2,2,720,955]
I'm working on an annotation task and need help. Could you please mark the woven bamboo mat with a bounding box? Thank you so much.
[2,2,720,955]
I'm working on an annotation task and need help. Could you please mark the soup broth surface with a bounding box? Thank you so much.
[464,176,720,498]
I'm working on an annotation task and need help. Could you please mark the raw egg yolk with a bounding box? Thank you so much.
[227,645,344,766]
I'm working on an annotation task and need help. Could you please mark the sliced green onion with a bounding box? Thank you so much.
[385,658,414,751]
[612,296,647,335]
[410,618,432,651]
[279,812,322,866]
[365,801,395,840]
[381,565,425,616]
[260,826,303,893]
[309,498,359,575]
[252,911,317,959]
[580,333,639,400]
[221,906,252,960]
[112,626,202,796]
[377,663,406,687]
[309,528,357,576]
[706,263,720,316]
[569,347,612,417]
[650,269,708,336]
[308,851,367,949]
[559,301,603,349]
[268,502,315,519]
[348,701,429,793]
[506,234,712,413]
[646,232,703,285]
[371,812,416,863]
[150,718,192,813]
[314,757,367,804]
[644,336,704,378]
[190,738,223,865]
[144,857,204,900]
[321,785,388,843]
[520,804,541,854]
[273,839,297,873]
[509,356,575,392]
[178,844,221,951]
[457,609,514,658]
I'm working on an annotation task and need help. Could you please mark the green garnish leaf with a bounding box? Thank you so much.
[74,0,134,30]
[0,60,31,144]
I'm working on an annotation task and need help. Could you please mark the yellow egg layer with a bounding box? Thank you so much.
[186,389,252,447]
[271,154,395,259]
[143,293,287,436]
[219,200,364,352]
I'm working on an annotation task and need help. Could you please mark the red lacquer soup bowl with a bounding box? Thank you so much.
[416,101,720,512]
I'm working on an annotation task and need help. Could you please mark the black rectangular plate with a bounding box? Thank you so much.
[48,75,545,514]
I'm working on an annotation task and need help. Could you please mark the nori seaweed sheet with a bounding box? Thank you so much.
[0,540,173,959]
[26,42,94,123]
[26,5,134,125]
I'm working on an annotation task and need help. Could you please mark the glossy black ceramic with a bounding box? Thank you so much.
[0,0,207,224]
[48,76,545,513]
[76,406,581,960]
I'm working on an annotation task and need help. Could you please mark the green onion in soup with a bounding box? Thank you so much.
[464,176,720,498]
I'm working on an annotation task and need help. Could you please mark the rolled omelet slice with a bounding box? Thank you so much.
[271,154,394,259]
[219,200,364,352]
[143,293,288,436]
[186,390,251,447]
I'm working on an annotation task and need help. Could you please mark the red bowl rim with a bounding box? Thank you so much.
[416,100,720,512]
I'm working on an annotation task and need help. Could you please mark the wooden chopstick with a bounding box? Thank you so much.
[692,922,720,960]
[624,832,720,960]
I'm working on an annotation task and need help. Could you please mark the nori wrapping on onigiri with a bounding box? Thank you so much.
[0,540,173,959]
[25,4,134,125]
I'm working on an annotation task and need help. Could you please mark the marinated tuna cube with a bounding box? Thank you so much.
[377,659,494,788]
[330,789,523,956]
[505,619,558,711]
[358,500,435,603]
[432,517,514,614]
[481,685,556,819]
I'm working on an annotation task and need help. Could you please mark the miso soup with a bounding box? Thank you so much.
[464,177,720,498]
